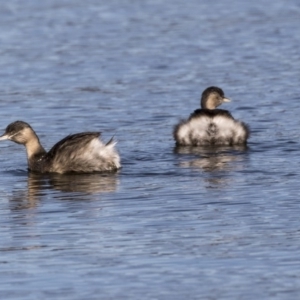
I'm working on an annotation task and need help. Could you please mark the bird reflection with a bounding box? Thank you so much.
[10,172,118,210]
[175,145,247,171]
[175,145,248,188]
[47,173,118,193]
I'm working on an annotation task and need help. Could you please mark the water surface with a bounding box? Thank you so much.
[1,0,300,299]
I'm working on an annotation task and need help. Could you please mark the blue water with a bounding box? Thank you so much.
[1,0,300,299]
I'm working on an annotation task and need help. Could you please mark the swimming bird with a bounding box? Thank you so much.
[0,121,121,173]
[173,86,249,146]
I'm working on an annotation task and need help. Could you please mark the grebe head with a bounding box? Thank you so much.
[0,121,35,145]
[200,86,231,109]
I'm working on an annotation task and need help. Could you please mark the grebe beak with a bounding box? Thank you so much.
[223,97,231,103]
[0,134,9,141]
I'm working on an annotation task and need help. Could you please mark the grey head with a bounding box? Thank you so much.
[200,86,231,109]
[0,121,34,144]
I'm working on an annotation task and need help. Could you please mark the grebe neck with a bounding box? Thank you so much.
[24,133,46,161]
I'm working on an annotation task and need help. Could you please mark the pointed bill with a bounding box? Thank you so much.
[223,97,231,103]
[0,134,9,141]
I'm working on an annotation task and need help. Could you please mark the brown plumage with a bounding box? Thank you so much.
[173,87,250,146]
[0,121,121,173]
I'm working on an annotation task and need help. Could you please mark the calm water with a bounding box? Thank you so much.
[1,0,300,299]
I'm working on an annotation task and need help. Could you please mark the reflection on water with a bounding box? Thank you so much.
[47,172,119,194]
[175,145,248,171]
[175,145,248,188]
[10,172,119,209]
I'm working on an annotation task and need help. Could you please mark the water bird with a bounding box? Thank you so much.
[173,86,249,146]
[0,121,121,173]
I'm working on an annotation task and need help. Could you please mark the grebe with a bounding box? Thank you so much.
[0,121,121,173]
[173,87,249,146]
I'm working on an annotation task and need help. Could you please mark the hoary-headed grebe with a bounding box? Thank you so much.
[0,121,121,173]
[173,86,249,146]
